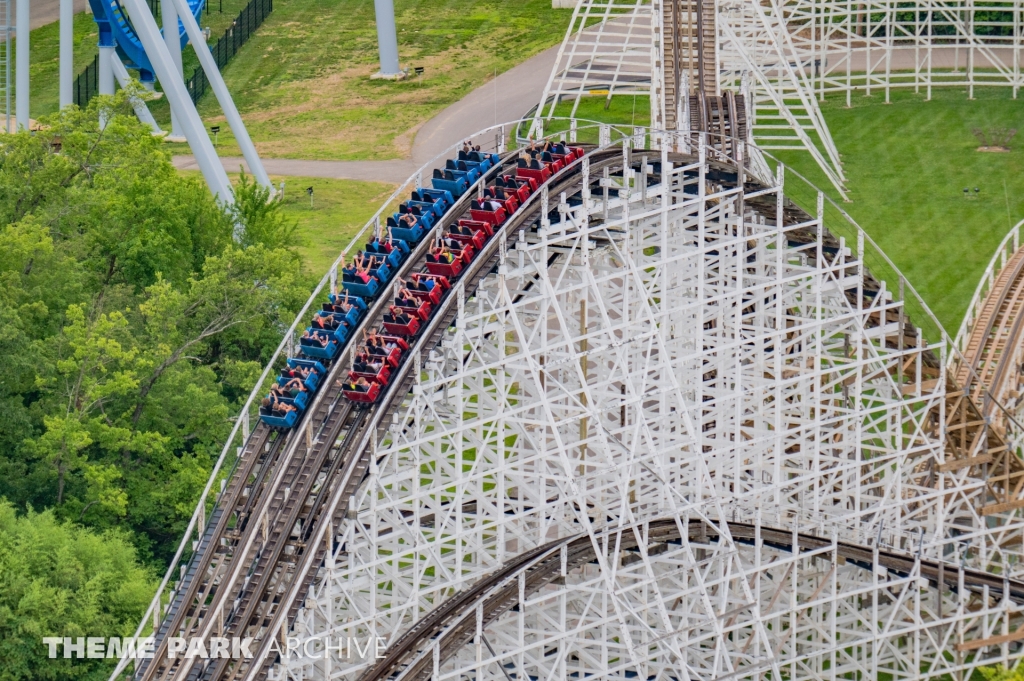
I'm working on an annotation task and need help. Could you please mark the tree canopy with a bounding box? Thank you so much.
[0,92,310,677]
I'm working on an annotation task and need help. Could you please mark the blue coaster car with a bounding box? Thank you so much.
[328,294,368,325]
[277,370,318,394]
[431,169,469,197]
[446,159,481,184]
[260,405,298,428]
[405,200,444,220]
[371,260,392,285]
[363,240,404,269]
[387,216,427,244]
[456,153,491,174]
[273,387,309,410]
[300,332,341,359]
[342,275,380,298]
[414,188,454,211]
[312,312,354,341]
[397,206,435,229]
[286,358,326,390]
[460,150,499,169]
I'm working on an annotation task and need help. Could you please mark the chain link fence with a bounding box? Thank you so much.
[186,0,272,103]
[72,55,99,108]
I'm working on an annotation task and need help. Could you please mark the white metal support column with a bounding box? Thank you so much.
[59,0,73,108]
[14,0,27,129]
[122,0,234,202]
[161,0,186,140]
[168,0,274,191]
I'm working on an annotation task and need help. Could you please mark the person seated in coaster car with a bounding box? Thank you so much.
[394,287,420,308]
[367,235,392,255]
[283,365,312,380]
[365,334,389,357]
[262,396,297,417]
[301,329,331,347]
[311,313,341,331]
[408,273,435,292]
[425,247,449,265]
[326,290,355,315]
[340,376,372,393]
[279,377,309,397]
[353,354,383,375]
[384,306,412,326]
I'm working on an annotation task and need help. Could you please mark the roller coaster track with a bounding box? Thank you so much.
[135,145,635,681]
[130,131,1024,681]
[662,0,747,157]
[363,517,1024,681]
[957,240,1024,426]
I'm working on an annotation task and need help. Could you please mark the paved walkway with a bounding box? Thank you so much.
[172,43,561,185]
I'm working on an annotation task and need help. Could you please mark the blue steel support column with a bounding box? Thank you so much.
[139,69,156,91]
[373,0,401,76]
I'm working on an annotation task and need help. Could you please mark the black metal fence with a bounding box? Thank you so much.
[186,0,272,103]
[71,0,272,109]
[73,55,99,108]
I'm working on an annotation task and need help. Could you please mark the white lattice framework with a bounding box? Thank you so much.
[536,0,1024,198]
[276,135,1024,681]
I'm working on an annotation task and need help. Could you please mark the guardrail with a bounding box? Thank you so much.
[951,218,1024,363]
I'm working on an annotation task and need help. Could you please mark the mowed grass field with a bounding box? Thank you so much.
[177,0,572,160]
[272,175,396,275]
[182,171,393,277]
[772,87,1024,332]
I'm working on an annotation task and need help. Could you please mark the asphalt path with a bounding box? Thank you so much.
[172,42,561,184]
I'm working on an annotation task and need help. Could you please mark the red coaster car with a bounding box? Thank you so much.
[506,175,538,194]
[448,230,484,251]
[459,220,493,238]
[516,163,551,185]
[408,286,441,305]
[425,258,463,278]
[383,316,421,336]
[350,361,391,382]
[344,381,381,403]
[469,203,507,227]
[398,299,432,320]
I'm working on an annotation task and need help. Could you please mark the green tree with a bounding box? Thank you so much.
[0,92,311,563]
[0,501,155,681]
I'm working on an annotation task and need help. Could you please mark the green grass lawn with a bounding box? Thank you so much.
[167,0,572,161]
[271,174,396,275]
[23,12,98,118]
[771,87,1024,333]
[189,171,394,276]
